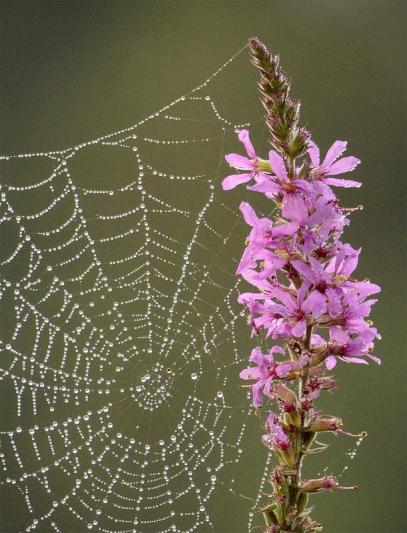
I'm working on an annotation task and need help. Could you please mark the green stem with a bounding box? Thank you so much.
[269,329,316,532]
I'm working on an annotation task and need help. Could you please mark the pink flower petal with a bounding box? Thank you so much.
[239,367,263,380]
[341,356,369,365]
[239,201,258,226]
[303,290,327,319]
[308,139,320,167]
[324,177,362,188]
[252,381,264,407]
[276,362,293,377]
[249,177,281,195]
[323,140,347,167]
[329,326,350,344]
[270,346,285,356]
[291,260,315,283]
[225,153,253,170]
[282,193,309,223]
[292,319,306,337]
[221,173,253,191]
[325,156,361,176]
[238,129,256,158]
[326,356,337,370]
[268,150,288,183]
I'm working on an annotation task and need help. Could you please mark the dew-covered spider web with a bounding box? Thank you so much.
[0,44,364,533]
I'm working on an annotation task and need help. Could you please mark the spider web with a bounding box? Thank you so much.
[0,44,278,533]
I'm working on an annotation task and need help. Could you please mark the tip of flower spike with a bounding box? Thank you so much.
[248,35,262,48]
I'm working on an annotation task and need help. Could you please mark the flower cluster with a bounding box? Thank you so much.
[223,130,380,530]
[224,130,380,381]
[223,36,381,532]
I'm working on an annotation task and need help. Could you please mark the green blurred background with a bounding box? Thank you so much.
[0,1,406,532]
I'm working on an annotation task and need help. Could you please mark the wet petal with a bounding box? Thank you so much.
[326,157,360,176]
[329,326,349,344]
[239,367,264,381]
[326,355,337,370]
[250,347,271,367]
[326,288,342,318]
[252,381,264,407]
[303,290,327,319]
[324,177,362,187]
[276,362,293,377]
[249,177,281,195]
[239,201,259,226]
[308,139,320,167]
[238,129,256,158]
[225,153,253,170]
[292,319,306,337]
[282,193,309,223]
[341,356,368,365]
[269,150,288,182]
[270,346,285,356]
[221,172,253,190]
[323,140,347,167]
[263,378,274,398]
[291,260,315,283]
[269,287,297,311]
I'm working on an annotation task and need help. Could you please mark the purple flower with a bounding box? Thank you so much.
[325,326,381,369]
[239,346,286,407]
[236,201,298,290]
[221,41,381,532]
[249,150,312,222]
[262,413,291,450]
[255,283,327,338]
[308,139,362,189]
[222,129,270,190]
[328,290,379,334]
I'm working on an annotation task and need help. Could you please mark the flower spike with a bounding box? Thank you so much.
[222,36,381,533]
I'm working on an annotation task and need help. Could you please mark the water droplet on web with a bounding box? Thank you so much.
[191,373,198,380]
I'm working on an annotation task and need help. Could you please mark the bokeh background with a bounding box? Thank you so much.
[0,1,406,532]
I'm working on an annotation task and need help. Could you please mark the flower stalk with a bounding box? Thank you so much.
[222,37,380,532]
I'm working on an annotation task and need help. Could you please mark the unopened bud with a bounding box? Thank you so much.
[308,416,342,432]
[273,382,297,404]
[300,475,337,493]
[318,376,336,391]
[301,475,358,494]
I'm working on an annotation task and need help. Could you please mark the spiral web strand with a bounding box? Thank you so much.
[0,45,276,533]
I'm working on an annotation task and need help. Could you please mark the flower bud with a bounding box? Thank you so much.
[273,382,297,404]
[308,416,342,432]
[300,475,357,493]
[300,475,337,493]
[318,376,336,391]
